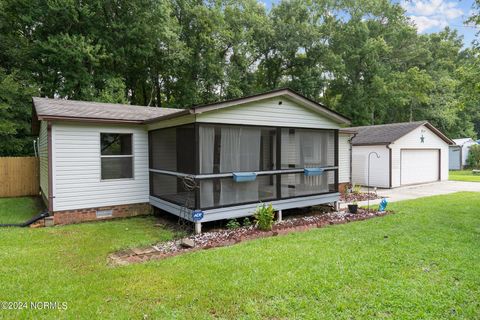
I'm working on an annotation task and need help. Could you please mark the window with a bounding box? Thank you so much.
[100,133,133,180]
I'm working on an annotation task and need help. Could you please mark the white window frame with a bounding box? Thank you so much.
[100,133,134,181]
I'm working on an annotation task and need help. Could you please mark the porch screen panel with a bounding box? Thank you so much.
[150,172,195,209]
[149,125,195,174]
[199,126,215,208]
[200,175,277,209]
[281,129,335,168]
[198,125,276,174]
[219,127,261,205]
[281,170,336,198]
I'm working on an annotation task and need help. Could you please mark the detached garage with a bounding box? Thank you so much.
[348,121,454,188]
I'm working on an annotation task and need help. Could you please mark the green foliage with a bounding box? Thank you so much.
[352,184,362,195]
[466,145,480,169]
[0,69,36,156]
[254,203,275,231]
[242,217,252,227]
[226,219,241,230]
[1,0,480,156]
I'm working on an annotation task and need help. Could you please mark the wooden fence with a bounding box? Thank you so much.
[0,157,39,197]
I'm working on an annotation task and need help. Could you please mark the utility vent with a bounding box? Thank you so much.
[96,209,113,218]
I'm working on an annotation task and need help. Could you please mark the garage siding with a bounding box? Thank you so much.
[352,145,390,188]
[52,122,150,211]
[390,125,449,187]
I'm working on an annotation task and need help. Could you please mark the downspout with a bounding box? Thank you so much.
[387,144,392,188]
[47,121,54,214]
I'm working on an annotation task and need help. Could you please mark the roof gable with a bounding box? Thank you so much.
[194,95,341,129]
[190,88,350,125]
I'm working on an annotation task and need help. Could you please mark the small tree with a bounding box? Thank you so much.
[466,145,480,169]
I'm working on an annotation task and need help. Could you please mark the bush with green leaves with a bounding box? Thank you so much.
[226,219,241,229]
[466,144,480,169]
[254,204,275,231]
[242,217,252,227]
[352,184,362,195]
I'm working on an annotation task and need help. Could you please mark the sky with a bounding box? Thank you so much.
[263,0,478,47]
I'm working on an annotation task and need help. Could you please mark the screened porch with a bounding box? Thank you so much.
[148,123,339,221]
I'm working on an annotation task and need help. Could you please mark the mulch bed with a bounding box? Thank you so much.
[109,208,393,266]
[340,192,378,202]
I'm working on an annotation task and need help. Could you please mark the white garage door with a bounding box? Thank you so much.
[401,149,439,185]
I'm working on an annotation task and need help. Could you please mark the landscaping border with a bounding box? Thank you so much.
[109,209,393,266]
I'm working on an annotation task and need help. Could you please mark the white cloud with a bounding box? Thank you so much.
[401,0,465,33]
[409,15,447,33]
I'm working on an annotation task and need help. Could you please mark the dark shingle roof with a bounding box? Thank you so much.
[33,97,185,123]
[348,121,453,145]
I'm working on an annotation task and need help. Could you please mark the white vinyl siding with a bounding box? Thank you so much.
[449,146,461,170]
[339,133,352,183]
[390,125,449,187]
[52,122,149,211]
[352,145,390,188]
[196,97,341,129]
[39,121,49,197]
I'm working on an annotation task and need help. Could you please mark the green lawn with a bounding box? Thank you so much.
[449,170,480,182]
[1,193,479,319]
[0,197,44,224]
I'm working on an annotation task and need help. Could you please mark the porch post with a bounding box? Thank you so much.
[194,221,202,234]
[277,210,283,222]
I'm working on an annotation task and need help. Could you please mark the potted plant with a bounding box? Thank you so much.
[348,200,358,214]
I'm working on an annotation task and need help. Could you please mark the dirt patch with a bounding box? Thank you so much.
[109,208,393,266]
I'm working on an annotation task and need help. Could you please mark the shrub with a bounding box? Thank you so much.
[466,144,480,169]
[254,204,275,231]
[352,184,361,195]
[226,219,240,229]
[242,217,252,227]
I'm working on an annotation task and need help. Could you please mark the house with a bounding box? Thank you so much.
[450,138,478,170]
[32,89,352,232]
[346,121,454,188]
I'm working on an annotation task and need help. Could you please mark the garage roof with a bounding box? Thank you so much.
[347,121,454,146]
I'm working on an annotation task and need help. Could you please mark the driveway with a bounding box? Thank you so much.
[340,181,480,208]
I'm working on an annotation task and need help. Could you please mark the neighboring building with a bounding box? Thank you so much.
[346,121,454,188]
[32,89,351,232]
[451,138,478,169]
[449,145,462,170]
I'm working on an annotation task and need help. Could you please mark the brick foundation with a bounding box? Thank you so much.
[338,182,351,194]
[53,203,152,225]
